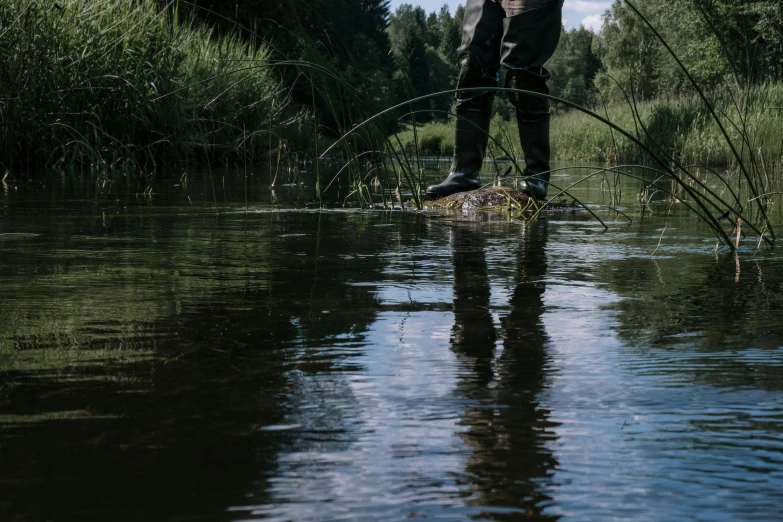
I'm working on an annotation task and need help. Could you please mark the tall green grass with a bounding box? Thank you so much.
[552,85,783,167]
[0,0,301,168]
[393,84,783,168]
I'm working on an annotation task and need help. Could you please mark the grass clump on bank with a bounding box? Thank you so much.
[393,84,783,168]
[0,0,301,168]
[551,85,783,167]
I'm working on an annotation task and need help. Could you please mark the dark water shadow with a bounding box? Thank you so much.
[449,221,559,520]
[0,209,391,521]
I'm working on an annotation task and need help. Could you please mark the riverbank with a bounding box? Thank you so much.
[392,85,783,168]
[0,0,305,168]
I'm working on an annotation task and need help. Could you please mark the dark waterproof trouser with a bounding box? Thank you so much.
[457,0,563,112]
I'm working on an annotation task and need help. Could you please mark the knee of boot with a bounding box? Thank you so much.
[504,70,549,116]
[456,47,498,108]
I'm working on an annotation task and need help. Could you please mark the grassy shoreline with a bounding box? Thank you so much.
[392,86,783,168]
[0,0,306,169]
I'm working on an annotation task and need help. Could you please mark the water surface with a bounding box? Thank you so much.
[1,167,782,521]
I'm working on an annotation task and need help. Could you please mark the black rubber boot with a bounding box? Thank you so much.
[517,111,551,201]
[425,106,492,200]
[505,66,554,202]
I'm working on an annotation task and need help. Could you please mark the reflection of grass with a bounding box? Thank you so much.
[0,206,274,363]
[604,253,783,391]
[0,410,122,424]
[0,344,155,373]
[0,343,155,419]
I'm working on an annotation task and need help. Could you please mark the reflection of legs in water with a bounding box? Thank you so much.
[448,222,557,518]
[499,221,548,381]
[493,221,557,512]
[450,224,497,389]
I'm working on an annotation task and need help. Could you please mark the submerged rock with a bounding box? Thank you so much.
[424,186,537,212]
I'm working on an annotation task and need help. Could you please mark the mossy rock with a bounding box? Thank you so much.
[424,186,537,212]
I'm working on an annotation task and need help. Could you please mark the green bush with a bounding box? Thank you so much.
[0,0,302,167]
[550,87,783,166]
[392,86,783,167]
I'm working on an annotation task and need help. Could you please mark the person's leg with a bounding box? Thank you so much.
[425,0,505,200]
[500,0,563,200]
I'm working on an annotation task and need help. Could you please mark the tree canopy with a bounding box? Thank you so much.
[180,0,783,125]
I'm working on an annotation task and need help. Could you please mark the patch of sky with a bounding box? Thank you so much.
[388,0,610,31]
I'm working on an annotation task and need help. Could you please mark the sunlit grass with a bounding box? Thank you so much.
[393,85,783,167]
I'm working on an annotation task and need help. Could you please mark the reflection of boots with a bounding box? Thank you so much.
[517,111,551,201]
[425,102,492,200]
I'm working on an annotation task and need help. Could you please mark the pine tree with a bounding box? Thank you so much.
[438,5,461,61]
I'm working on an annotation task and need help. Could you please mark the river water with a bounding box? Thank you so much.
[1,166,782,521]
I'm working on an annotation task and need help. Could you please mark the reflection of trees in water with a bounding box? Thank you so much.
[4,172,563,520]
[600,254,783,390]
[449,223,559,520]
[0,211,389,521]
[258,212,387,459]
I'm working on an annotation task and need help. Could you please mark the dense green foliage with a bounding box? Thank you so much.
[548,27,602,108]
[593,0,783,102]
[181,0,399,132]
[387,4,464,121]
[0,0,301,167]
[392,84,783,166]
[4,0,783,170]
[389,0,783,171]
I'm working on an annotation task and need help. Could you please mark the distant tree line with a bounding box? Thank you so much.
[595,0,783,101]
[386,4,464,122]
[181,0,783,129]
[388,0,783,117]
